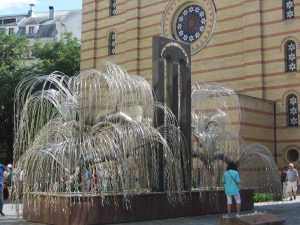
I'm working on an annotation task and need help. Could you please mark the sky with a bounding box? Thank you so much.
[0,0,82,16]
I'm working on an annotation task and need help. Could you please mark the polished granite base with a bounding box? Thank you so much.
[23,189,254,225]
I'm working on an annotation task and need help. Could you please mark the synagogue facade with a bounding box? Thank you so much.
[80,0,300,169]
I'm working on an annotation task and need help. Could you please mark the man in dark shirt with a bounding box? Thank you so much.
[280,167,288,199]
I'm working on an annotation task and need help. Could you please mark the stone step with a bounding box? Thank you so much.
[219,213,285,225]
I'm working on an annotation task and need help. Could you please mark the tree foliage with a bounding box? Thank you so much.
[0,31,28,73]
[0,31,81,163]
[0,31,30,163]
[32,32,81,76]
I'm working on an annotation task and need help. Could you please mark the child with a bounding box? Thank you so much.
[223,161,241,217]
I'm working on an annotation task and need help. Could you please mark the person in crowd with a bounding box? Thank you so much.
[4,164,13,200]
[84,163,92,191]
[280,167,288,199]
[286,163,299,201]
[4,164,13,185]
[0,164,6,216]
[223,161,241,218]
[19,167,25,199]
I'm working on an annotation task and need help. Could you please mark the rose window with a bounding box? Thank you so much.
[175,5,206,44]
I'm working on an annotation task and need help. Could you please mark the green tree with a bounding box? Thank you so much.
[0,31,31,163]
[32,32,81,76]
[0,32,81,163]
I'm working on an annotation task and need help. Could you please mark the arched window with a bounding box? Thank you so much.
[286,41,297,72]
[284,0,295,19]
[287,94,298,127]
[287,149,299,162]
[108,32,116,55]
[110,0,116,16]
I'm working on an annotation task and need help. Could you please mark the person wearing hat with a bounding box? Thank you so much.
[222,161,241,218]
[0,164,6,216]
[5,164,13,186]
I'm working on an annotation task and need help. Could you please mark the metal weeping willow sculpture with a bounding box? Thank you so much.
[13,61,189,212]
[12,36,281,224]
[191,82,244,189]
[13,63,281,213]
[191,82,281,197]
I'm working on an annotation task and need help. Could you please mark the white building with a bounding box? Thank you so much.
[0,4,81,62]
[0,4,81,39]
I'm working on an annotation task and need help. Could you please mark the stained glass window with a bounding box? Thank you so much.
[108,32,116,55]
[175,5,206,43]
[287,94,298,127]
[286,41,297,72]
[110,0,116,16]
[284,0,295,19]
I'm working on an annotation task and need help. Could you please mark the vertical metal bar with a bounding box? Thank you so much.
[166,60,179,119]
[152,36,165,192]
[180,63,192,190]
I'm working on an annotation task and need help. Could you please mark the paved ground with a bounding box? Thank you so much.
[1,197,299,224]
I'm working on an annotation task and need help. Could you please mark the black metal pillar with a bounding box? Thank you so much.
[152,36,192,191]
[152,38,165,192]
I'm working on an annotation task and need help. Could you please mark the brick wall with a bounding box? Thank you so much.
[80,0,300,169]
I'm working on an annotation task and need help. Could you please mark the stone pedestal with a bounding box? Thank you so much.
[220,213,285,225]
[23,189,254,225]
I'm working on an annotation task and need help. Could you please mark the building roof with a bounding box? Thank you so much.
[0,14,27,26]
[1,8,81,40]
[17,10,79,27]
